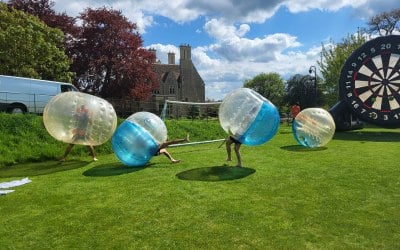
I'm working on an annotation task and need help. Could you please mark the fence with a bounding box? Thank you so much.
[0,90,160,117]
[105,99,160,118]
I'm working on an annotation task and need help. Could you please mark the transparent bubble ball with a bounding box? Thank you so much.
[292,108,336,148]
[112,112,167,167]
[43,92,117,146]
[219,88,280,146]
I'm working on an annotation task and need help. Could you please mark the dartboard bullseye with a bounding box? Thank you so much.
[339,35,400,127]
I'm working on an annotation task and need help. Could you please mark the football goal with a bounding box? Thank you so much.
[160,100,226,147]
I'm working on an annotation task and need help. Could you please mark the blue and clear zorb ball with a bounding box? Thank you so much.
[292,108,336,148]
[112,112,167,167]
[219,88,280,146]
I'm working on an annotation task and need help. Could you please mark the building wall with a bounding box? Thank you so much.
[179,45,205,102]
[151,44,205,113]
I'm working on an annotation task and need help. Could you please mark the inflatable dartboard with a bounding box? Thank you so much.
[339,35,400,128]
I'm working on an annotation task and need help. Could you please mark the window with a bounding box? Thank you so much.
[61,85,78,92]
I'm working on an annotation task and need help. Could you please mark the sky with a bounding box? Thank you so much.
[50,0,400,101]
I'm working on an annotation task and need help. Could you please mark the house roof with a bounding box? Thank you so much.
[153,64,180,83]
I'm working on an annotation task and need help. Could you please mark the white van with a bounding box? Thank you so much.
[0,75,78,114]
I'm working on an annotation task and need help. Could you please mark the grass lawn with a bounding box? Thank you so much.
[1,125,399,249]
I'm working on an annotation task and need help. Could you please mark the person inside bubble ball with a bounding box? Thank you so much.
[226,135,242,167]
[155,134,190,163]
[60,104,97,162]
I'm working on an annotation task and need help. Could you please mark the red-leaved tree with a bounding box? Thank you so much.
[71,7,158,100]
[7,0,54,19]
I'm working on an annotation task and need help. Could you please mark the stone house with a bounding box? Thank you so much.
[149,44,205,113]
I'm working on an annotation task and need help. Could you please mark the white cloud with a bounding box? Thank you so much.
[52,0,155,33]
[204,19,301,62]
[145,44,180,64]
[350,0,400,17]
[283,0,368,12]
[204,19,250,41]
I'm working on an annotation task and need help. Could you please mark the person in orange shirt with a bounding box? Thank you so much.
[291,102,301,122]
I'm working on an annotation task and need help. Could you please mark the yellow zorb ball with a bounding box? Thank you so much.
[292,108,336,148]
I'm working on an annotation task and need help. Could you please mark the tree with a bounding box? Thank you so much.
[243,72,285,110]
[7,0,54,20]
[318,32,366,107]
[71,7,158,100]
[0,3,73,81]
[284,74,321,109]
[8,2,159,100]
[365,8,400,36]
[7,0,79,57]
[187,105,200,120]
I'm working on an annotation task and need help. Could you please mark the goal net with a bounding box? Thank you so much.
[160,100,226,147]
[160,100,222,121]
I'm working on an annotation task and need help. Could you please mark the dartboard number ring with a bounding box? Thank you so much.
[339,35,400,127]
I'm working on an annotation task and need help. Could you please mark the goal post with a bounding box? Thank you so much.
[168,138,226,147]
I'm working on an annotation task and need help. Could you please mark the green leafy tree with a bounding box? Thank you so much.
[284,74,323,109]
[0,3,73,81]
[7,0,80,57]
[318,32,366,107]
[187,105,200,120]
[243,72,285,110]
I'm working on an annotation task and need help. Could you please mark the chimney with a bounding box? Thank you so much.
[180,44,191,61]
[168,52,175,64]
[148,48,157,63]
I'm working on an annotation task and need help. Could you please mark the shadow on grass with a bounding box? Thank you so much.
[83,162,149,177]
[0,160,89,177]
[333,130,400,142]
[176,165,255,182]
[280,145,327,152]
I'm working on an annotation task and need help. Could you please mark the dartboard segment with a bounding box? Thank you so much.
[339,35,400,127]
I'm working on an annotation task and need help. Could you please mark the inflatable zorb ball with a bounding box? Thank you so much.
[219,88,280,145]
[112,112,168,167]
[43,92,117,146]
[292,108,336,148]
